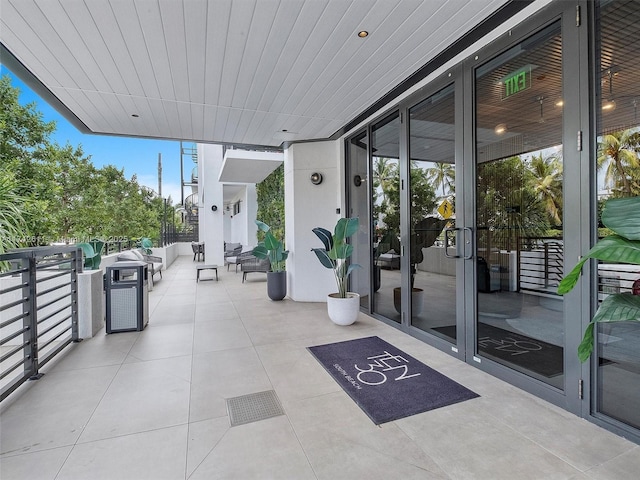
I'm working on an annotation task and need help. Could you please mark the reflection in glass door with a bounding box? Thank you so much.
[408,84,458,342]
[347,131,371,309]
[595,0,640,430]
[371,113,402,322]
[474,22,565,387]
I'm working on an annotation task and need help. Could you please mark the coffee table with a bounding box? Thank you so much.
[196,264,218,281]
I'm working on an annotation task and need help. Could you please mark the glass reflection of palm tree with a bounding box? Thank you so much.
[424,162,455,197]
[373,157,396,206]
[598,129,640,197]
[527,153,563,226]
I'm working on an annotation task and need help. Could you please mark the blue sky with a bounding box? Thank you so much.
[1,65,185,205]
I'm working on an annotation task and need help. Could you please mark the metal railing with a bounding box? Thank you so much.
[518,237,564,295]
[0,246,80,401]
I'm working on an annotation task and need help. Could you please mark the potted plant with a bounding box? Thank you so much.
[253,220,289,301]
[381,217,447,315]
[312,217,361,325]
[557,196,640,362]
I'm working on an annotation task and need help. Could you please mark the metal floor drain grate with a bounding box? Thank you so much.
[226,390,285,427]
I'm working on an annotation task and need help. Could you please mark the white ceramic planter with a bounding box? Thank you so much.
[326,292,360,326]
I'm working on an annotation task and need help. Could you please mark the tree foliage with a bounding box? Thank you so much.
[0,74,162,248]
[255,164,285,243]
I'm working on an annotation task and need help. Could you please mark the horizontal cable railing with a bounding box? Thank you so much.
[0,246,80,402]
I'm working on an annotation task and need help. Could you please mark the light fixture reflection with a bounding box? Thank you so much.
[494,123,507,135]
[555,100,564,107]
[602,99,616,111]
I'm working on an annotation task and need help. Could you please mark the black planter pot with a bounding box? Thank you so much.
[267,271,287,301]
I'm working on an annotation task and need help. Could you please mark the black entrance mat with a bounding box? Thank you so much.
[308,336,478,425]
[433,324,564,377]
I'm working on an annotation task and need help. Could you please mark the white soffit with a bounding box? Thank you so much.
[0,0,509,147]
[219,149,283,184]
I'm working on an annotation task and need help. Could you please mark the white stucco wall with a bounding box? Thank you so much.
[285,140,343,302]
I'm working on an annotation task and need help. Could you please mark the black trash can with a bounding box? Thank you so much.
[105,261,149,333]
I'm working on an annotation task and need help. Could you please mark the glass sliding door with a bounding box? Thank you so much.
[594,0,640,430]
[371,113,402,322]
[408,84,458,342]
[347,131,371,309]
[474,22,565,388]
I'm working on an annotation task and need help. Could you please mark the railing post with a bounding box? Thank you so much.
[23,254,42,380]
[544,242,549,288]
[70,249,80,342]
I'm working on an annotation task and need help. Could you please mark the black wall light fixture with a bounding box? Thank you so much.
[310,172,323,185]
[353,175,364,187]
[211,205,218,212]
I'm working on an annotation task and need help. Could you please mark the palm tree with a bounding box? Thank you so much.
[372,157,396,207]
[424,161,455,197]
[527,153,563,225]
[597,129,640,197]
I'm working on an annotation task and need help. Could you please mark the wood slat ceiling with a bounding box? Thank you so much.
[0,0,509,147]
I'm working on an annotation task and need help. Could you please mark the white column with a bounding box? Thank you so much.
[198,144,225,266]
[285,140,344,302]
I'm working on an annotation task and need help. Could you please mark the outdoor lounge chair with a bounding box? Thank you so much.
[117,249,163,282]
[238,252,270,283]
[191,242,205,261]
[77,242,101,270]
[224,243,244,271]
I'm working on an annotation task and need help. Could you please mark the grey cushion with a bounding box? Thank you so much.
[117,250,139,261]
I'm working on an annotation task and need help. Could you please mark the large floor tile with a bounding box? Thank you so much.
[192,318,252,353]
[584,446,640,479]
[127,323,194,360]
[77,357,191,443]
[57,425,188,480]
[186,417,230,477]
[0,365,119,455]
[189,347,273,423]
[0,446,72,480]
[188,416,316,480]
[285,392,448,479]
[396,400,582,479]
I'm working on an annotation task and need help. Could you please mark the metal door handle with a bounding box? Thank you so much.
[443,228,460,258]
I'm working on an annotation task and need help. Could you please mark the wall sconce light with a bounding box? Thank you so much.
[353,175,364,187]
[211,205,218,212]
[310,172,323,185]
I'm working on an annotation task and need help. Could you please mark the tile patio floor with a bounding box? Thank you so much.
[1,256,639,480]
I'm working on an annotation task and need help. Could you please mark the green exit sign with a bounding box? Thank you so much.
[501,66,532,99]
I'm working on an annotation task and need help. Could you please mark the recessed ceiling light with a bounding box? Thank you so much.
[357,31,368,38]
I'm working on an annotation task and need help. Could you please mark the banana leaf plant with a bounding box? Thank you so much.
[312,217,361,298]
[557,196,640,362]
[253,220,289,272]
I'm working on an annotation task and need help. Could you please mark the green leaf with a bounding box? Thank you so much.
[311,248,335,269]
[578,295,640,362]
[263,231,281,251]
[578,323,595,363]
[558,235,640,295]
[557,257,588,294]
[253,244,268,259]
[312,227,333,251]
[255,220,270,233]
[591,293,640,323]
[330,243,353,261]
[334,217,359,243]
[602,197,640,240]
